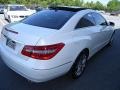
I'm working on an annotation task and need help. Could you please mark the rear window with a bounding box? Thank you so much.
[22,10,75,29]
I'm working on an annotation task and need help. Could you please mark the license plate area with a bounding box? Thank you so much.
[6,37,16,50]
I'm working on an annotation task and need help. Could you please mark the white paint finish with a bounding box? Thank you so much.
[0,9,115,82]
[4,4,36,22]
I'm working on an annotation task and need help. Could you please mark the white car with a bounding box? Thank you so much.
[0,6,115,82]
[4,4,36,23]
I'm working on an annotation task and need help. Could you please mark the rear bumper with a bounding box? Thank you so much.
[0,44,72,82]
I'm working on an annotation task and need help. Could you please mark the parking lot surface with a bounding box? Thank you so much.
[0,14,120,90]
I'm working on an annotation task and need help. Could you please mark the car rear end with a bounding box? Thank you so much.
[0,8,78,82]
[0,24,69,82]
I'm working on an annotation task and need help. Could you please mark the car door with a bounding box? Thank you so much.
[74,13,103,55]
[92,12,113,46]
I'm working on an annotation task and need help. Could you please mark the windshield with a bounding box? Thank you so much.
[0,5,4,8]
[22,10,75,29]
[10,6,27,11]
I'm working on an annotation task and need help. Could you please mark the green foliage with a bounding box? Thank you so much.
[84,1,95,8]
[0,0,120,12]
[94,1,105,10]
[107,0,120,11]
[0,0,9,4]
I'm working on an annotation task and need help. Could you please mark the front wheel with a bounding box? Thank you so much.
[4,14,6,20]
[8,16,11,23]
[72,52,88,79]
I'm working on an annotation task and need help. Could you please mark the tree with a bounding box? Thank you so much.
[107,0,120,11]
[0,0,109,11]
[74,0,84,6]
[0,0,9,4]
[94,1,105,10]
[84,1,95,9]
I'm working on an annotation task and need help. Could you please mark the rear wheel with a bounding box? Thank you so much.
[108,32,115,46]
[72,51,88,79]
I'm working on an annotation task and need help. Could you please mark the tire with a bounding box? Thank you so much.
[8,16,11,23]
[71,51,88,79]
[4,14,6,20]
[8,18,11,23]
[108,31,115,46]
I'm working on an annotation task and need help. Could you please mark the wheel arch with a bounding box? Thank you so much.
[82,48,89,58]
[69,48,89,76]
[72,48,90,67]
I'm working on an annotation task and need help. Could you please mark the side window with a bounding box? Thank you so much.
[92,13,108,26]
[75,13,95,29]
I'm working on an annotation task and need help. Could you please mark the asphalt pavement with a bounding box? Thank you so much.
[0,14,120,90]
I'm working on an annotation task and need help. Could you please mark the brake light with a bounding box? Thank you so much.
[21,43,65,60]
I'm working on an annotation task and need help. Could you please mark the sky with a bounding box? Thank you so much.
[84,0,110,5]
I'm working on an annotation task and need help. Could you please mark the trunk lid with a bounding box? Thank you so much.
[3,23,58,45]
[1,23,58,56]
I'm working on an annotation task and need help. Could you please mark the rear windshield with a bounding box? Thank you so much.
[22,10,75,29]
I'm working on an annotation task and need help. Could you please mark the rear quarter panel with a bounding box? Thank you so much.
[35,30,92,70]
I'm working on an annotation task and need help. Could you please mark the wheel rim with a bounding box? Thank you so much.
[75,54,87,76]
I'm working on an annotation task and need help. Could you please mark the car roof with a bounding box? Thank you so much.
[49,6,89,12]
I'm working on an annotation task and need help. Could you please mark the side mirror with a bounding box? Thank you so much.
[109,22,115,26]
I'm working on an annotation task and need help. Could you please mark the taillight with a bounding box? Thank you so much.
[21,43,65,60]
